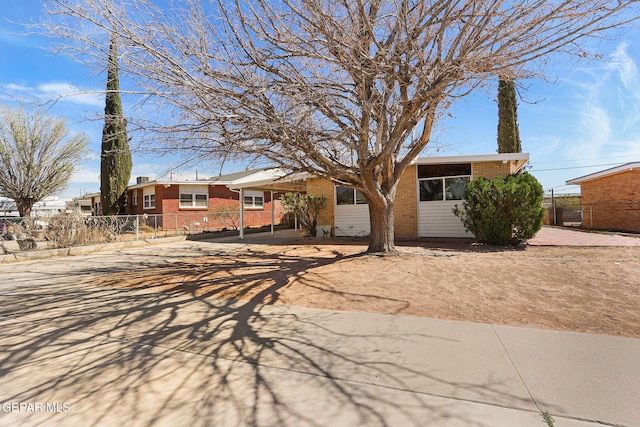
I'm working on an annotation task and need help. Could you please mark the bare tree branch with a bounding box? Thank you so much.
[39,0,640,251]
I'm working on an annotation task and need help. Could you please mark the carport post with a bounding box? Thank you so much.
[239,188,245,239]
[270,191,275,235]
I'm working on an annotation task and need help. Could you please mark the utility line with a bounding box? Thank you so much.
[529,162,626,172]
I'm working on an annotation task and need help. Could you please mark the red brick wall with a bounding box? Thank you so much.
[125,184,285,231]
[580,169,640,232]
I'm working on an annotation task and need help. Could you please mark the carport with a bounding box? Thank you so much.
[227,169,310,239]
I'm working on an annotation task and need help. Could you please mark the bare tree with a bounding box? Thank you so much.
[0,105,89,217]
[43,0,639,252]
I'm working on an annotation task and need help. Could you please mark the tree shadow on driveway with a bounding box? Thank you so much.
[0,247,550,426]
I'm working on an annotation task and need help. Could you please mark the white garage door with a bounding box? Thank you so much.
[418,201,470,238]
[334,204,370,236]
[417,167,472,238]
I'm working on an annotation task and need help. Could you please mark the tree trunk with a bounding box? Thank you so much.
[16,199,33,218]
[367,196,398,254]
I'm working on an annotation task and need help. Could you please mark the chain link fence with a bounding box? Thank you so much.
[1,210,291,255]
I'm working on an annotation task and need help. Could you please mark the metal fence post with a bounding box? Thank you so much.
[135,215,140,241]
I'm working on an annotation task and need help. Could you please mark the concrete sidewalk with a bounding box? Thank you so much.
[0,237,638,426]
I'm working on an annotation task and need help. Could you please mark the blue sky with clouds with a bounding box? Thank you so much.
[2,1,640,200]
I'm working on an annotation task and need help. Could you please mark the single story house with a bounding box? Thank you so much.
[229,153,530,239]
[567,162,640,233]
[86,169,287,231]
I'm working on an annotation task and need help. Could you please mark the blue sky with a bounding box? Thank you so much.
[2,1,640,200]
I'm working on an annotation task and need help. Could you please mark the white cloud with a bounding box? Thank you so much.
[561,41,640,166]
[1,81,103,107]
[36,82,104,107]
[69,165,99,184]
[608,42,639,90]
[5,83,30,92]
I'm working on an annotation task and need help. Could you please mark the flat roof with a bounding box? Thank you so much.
[228,169,311,192]
[126,179,213,190]
[566,162,640,185]
[413,153,530,164]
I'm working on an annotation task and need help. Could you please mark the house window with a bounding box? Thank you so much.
[243,190,264,209]
[418,163,471,178]
[180,193,208,208]
[143,194,156,209]
[336,186,367,205]
[132,195,138,206]
[418,164,471,202]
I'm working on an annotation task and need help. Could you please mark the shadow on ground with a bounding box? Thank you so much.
[0,248,545,426]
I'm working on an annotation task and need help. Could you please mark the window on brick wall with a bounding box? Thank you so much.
[336,186,368,205]
[418,164,471,202]
[179,185,209,208]
[243,190,264,209]
[143,194,155,209]
[418,163,471,178]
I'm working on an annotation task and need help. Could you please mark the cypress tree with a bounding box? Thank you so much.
[100,33,132,215]
[497,78,522,154]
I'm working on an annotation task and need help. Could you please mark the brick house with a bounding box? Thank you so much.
[567,162,640,233]
[230,153,530,239]
[89,169,286,231]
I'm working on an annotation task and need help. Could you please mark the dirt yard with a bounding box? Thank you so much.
[92,238,640,338]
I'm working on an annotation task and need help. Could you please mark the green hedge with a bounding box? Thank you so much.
[454,172,544,245]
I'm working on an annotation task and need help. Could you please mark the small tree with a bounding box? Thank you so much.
[454,172,544,246]
[101,33,132,215]
[280,193,327,237]
[0,105,89,217]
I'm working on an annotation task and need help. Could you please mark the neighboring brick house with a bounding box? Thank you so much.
[567,162,640,233]
[231,153,530,239]
[89,169,286,230]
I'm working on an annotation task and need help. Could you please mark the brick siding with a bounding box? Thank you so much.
[123,184,284,230]
[394,165,418,238]
[472,161,512,180]
[579,169,640,232]
[306,178,335,229]
[307,160,519,238]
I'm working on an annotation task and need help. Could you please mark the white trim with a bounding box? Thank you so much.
[239,189,245,239]
[229,169,311,190]
[142,187,156,209]
[179,184,209,209]
[128,180,211,191]
[243,190,265,209]
[566,162,640,184]
[270,191,275,235]
[413,153,530,164]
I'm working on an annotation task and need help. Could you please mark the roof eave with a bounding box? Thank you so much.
[566,162,640,185]
[413,152,530,164]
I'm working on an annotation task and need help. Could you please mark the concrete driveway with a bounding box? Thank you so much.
[528,226,640,246]
[1,234,639,426]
